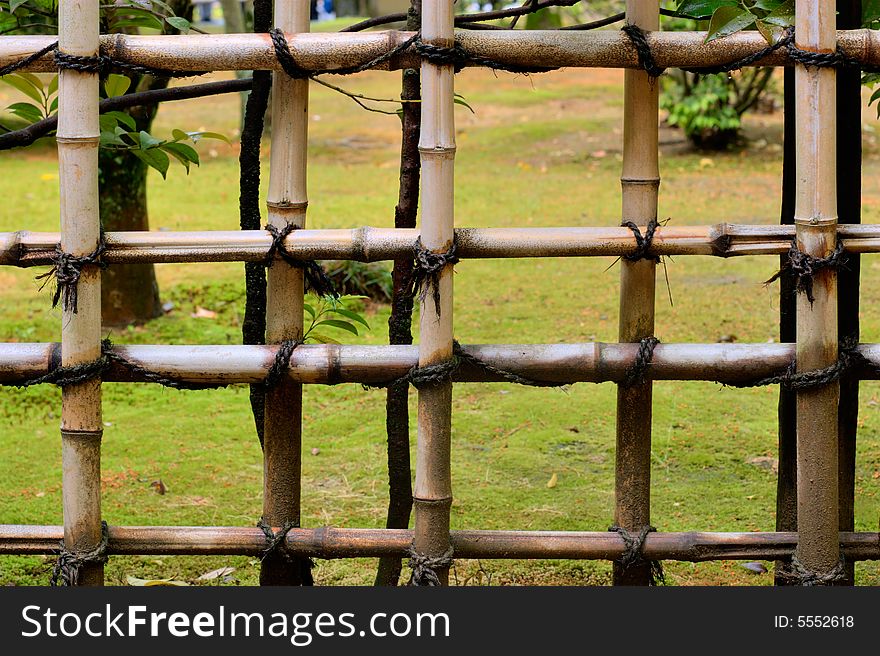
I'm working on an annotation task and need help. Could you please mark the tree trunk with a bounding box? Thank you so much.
[98,148,162,327]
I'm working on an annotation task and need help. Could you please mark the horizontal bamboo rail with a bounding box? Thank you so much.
[5,224,880,266]
[2,342,880,386]
[2,29,880,73]
[3,525,880,561]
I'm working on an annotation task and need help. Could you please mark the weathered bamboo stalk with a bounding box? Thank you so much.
[794,0,840,581]
[3,525,880,562]
[5,29,880,73]
[613,0,658,587]
[260,0,310,587]
[412,0,455,586]
[57,0,103,587]
[6,342,880,386]
[9,224,880,266]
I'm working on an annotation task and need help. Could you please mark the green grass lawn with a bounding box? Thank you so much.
[1,65,880,586]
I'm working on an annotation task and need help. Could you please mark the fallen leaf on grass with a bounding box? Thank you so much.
[197,566,235,581]
[127,576,189,586]
[546,473,558,489]
[740,562,767,575]
[191,307,217,319]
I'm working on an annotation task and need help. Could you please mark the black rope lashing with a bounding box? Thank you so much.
[8,350,109,389]
[779,555,847,587]
[453,341,568,388]
[409,237,459,317]
[54,48,204,79]
[270,28,420,79]
[3,339,225,390]
[408,544,454,586]
[622,219,660,263]
[367,340,568,390]
[413,39,557,75]
[0,41,58,77]
[264,223,338,298]
[35,240,107,314]
[621,336,660,388]
[50,520,109,587]
[257,517,297,562]
[765,240,847,305]
[608,524,665,586]
[263,338,301,390]
[102,340,228,391]
[729,337,873,390]
[257,517,314,584]
[621,25,666,77]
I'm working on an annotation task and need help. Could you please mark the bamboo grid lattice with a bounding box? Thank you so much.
[1,0,880,585]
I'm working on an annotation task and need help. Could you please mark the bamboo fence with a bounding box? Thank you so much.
[0,0,875,586]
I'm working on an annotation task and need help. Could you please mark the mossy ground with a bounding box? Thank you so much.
[1,52,880,586]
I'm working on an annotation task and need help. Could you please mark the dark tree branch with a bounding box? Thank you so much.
[0,77,252,150]
[375,0,421,589]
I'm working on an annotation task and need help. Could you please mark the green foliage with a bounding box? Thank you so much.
[662,72,743,149]
[0,73,226,176]
[302,295,372,345]
[674,0,793,43]
[322,261,393,304]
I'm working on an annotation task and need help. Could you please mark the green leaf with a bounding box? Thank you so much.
[9,0,28,11]
[49,96,58,114]
[453,94,475,114]
[99,130,128,147]
[314,319,359,336]
[132,147,170,178]
[676,0,738,19]
[161,142,200,170]
[138,130,163,150]
[47,74,58,97]
[303,303,316,319]
[99,114,120,132]
[761,0,794,28]
[104,74,131,98]
[186,130,230,144]
[864,0,880,24]
[165,16,191,33]
[706,5,756,43]
[7,102,43,123]
[1,74,43,104]
[105,110,136,130]
[16,72,44,95]
[331,307,370,329]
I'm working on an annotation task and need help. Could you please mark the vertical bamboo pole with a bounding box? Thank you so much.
[835,0,862,587]
[794,0,840,579]
[412,0,455,585]
[260,0,309,587]
[614,0,659,586]
[58,0,103,586]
